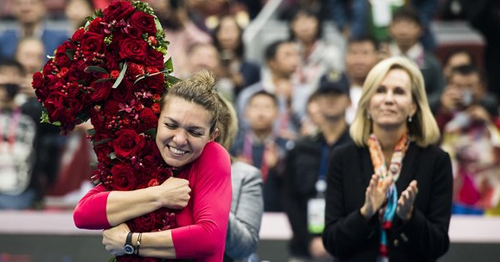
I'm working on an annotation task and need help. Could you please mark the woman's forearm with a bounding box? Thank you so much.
[134,230,177,258]
[106,187,163,226]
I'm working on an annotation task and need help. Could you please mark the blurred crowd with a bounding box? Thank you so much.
[0,0,499,260]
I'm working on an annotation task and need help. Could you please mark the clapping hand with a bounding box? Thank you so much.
[360,174,393,219]
[397,180,418,221]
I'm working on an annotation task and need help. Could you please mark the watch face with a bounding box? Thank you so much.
[124,244,135,255]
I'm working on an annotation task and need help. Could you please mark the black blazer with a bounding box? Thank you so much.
[322,141,453,262]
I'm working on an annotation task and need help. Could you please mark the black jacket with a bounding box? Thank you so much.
[322,142,453,262]
[284,129,351,258]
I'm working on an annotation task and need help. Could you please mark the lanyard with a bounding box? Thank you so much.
[0,107,21,152]
[318,143,329,181]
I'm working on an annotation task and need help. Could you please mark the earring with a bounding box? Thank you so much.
[366,112,371,119]
[408,115,412,123]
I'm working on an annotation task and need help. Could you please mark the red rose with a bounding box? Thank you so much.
[44,93,64,120]
[129,11,157,35]
[110,163,136,191]
[103,100,120,113]
[127,62,145,80]
[139,107,158,131]
[111,80,133,103]
[68,62,93,84]
[146,48,165,69]
[32,72,44,89]
[90,80,112,102]
[119,38,148,63]
[142,154,159,169]
[155,168,173,183]
[71,27,85,42]
[69,99,83,114]
[80,32,105,56]
[55,41,76,68]
[123,24,142,39]
[87,17,106,34]
[132,213,157,232]
[103,1,134,22]
[151,102,161,114]
[95,143,113,165]
[42,61,55,75]
[112,129,145,159]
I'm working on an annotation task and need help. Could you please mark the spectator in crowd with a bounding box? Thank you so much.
[232,91,288,212]
[433,65,499,130]
[329,0,369,39]
[284,73,352,262]
[0,0,68,60]
[442,49,476,82]
[436,65,500,215]
[148,0,212,78]
[185,42,237,102]
[64,0,94,32]
[288,7,343,92]
[236,40,308,140]
[323,57,453,262]
[388,5,444,105]
[330,0,438,50]
[14,37,45,102]
[0,58,59,209]
[458,0,500,104]
[279,0,332,22]
[212,14,261,98]
[343,36,379,124]
[300,92,325,137]
[215,94,263,262]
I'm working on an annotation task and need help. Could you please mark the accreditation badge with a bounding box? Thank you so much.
[307,197,325,234]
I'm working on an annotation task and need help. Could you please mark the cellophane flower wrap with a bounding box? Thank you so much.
[32,1,183,261]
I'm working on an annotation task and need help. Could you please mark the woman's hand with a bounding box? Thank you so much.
[102,223,130,256]
[397,180,418,221]
[360,174,392,219]
[156,177,191,209]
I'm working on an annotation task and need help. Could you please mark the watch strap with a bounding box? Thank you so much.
[125,231,133,246]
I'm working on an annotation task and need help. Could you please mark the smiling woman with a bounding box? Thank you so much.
[73,70,232,262]
[322,57,453,262]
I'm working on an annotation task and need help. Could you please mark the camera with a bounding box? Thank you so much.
[1,83,20,100]
[461,89,473,107]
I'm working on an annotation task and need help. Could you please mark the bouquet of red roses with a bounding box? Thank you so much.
[33,1,182,261]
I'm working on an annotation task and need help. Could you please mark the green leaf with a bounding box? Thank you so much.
[154,16,163,34]
[166,74,181,85]
[109,152,117,160]
[87,128,95,136]
[84,66,108,74]
[40,109,61,126]
[164,57,173,74]
[108,257,117,262]
[94,78,114,83]
[65,49,76,61]
[112,62,128,89]
[144,128,157,138]
[93,137,113,147]
[133,75,147,85]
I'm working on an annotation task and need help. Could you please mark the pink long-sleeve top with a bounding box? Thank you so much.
[73,141,232,261]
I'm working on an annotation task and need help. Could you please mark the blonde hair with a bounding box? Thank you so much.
[160,70,219,134]
[350,56,440,147]
[215,94,239,150]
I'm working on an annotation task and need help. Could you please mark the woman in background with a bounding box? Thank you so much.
[212,14,260,97]
[322,57,453,262]
[215,94,263,262]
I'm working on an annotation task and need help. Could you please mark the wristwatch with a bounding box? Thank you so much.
[123,232,135,255]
